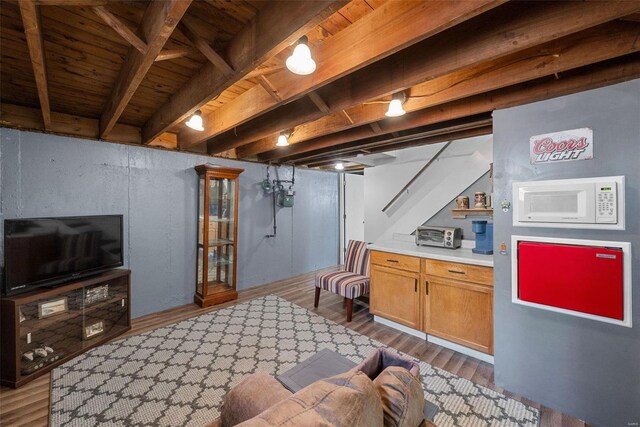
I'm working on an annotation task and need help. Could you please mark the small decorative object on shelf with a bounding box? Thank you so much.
[455,196,469,209]
[194,165,244,308]
[83,320,105,340]
[0,269,131,388]
[38,297,68,318]
[474,191,487,208]
[84,284,109,305]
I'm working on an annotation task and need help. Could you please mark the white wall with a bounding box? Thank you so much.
[364,135,492,243]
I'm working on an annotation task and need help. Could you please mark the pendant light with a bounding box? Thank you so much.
[385,92,407,117]
[286,36,316,75]
[186,110,204,131]
[335,162,344,171]
[276,130,291,147]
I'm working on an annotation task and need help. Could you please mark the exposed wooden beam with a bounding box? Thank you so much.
[19,0,51,130]
[256,75,282,102]
[212,1,640,155]
[296,117,492,165]
[271,55,640,163]
[35,0,109,5]
[303,125,493,168]
[177,20,233,77]
[369,122,382,134]
[142,0,348,145]
[99,0,192,138]
[92,5,147,53]
[308,92,331,113]
[180,0,505,149]
[155,47,198,61]
[1,103,141,144]
[621,13,640,22]
[239,20,640,159]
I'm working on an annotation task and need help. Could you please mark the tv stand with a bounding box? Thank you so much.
[0,269,131,388]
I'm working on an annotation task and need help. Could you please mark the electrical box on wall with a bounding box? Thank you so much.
[511,235,632,327]
[512,176,625,230]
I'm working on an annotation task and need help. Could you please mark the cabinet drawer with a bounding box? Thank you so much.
[423,259,493,286]
[371,251,420,272]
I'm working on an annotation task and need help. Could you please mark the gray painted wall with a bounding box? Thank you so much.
[0,129,340,318]
[422,171,492,240]
[492,79,640,426]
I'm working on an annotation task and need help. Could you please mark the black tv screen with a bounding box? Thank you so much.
[3,215,123,295]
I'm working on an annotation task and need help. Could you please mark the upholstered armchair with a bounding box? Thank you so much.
[314,240,370,321]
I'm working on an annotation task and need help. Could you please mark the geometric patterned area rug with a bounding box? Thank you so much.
[51,295,539,427]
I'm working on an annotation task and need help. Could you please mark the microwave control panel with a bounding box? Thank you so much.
[596,182,617,223]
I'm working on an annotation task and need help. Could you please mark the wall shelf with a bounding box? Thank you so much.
[451,208,493,219]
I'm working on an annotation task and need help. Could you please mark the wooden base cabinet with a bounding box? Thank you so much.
[370,250,494,355]
[424,276,493,354]
[370,265,421,329]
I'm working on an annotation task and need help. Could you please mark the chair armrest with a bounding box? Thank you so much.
[219,373,292,427]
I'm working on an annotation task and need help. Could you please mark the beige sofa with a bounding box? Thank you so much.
[208,349,435,427]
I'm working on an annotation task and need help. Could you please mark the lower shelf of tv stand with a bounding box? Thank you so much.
[1,323,131,388]
[0,269,131,388]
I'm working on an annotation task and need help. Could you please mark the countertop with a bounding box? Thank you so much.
[368,239,494,267]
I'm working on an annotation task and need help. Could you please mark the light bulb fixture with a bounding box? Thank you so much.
[185,110,204,131]
[286,36,316,76]
[276,130,291,147]
[335,162,344,171]
[385,92,407,117]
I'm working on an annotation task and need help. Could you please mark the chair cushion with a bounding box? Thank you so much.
[315,271,370,299]
[345,240,371,276]
[236,370,384,427]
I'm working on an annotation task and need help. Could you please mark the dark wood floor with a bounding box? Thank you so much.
[0,267,588,426]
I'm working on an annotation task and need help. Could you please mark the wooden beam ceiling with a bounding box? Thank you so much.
[252,21,640,161]
[180,0,505,149]
[141,0,349,145]
[239,21,640,159]
[92,5,147,54]
[177,19,233,77]
[99,0,192,138]
[18,0,51,130]
[273,55,640,165]
[207,1,640,156]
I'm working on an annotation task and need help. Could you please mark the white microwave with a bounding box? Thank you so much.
[512,176,625,230]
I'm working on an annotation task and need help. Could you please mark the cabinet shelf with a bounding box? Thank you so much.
[451,208,493,219]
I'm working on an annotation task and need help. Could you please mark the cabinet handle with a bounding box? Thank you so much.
[414,279,418,292]
[447,269,466,274]
[387,259,399,263]
[425,281,429,295]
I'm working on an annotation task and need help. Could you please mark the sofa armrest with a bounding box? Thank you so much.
[219,373,292,427]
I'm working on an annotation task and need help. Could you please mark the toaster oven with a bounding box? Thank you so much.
[415,226,462,249]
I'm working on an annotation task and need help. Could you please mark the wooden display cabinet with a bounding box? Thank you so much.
[0,269,131,388]
[195,165,243,307]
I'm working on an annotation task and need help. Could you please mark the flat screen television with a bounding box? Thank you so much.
[3,215,123,295]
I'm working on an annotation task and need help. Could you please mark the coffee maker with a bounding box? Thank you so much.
[472,220,493,255]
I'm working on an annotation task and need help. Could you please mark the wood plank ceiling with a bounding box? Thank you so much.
[1,0,639,171]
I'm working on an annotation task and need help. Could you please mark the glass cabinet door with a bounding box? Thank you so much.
[206,177,235,294]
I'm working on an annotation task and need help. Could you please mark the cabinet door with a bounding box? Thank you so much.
[425,276,493,354]
[370,265,420,329]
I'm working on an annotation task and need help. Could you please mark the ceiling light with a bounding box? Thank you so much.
[286,36,316,76]
[335,163,344,171]
[276,130,291,147]
[385,92,407,117]
[186,110,204,131]
[276,133,289,147]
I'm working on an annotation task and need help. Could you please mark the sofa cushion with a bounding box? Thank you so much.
[236,370,384,427]
[219,373,293,427]
[373,367,425,427]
